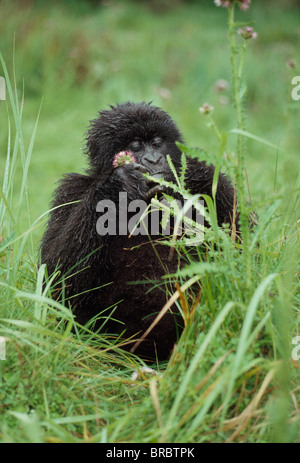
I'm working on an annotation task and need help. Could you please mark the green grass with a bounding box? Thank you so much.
[0,0,299,443]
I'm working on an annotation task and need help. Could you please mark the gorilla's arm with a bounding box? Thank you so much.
[40,164,149,286]
[41,173,101,280]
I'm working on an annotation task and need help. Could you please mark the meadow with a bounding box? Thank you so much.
[0,0,299,443]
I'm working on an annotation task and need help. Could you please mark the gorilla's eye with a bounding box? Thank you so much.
[152,137,163,149]
[128,139,143,152]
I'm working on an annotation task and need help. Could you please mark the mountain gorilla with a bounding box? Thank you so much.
[40,102,237,361]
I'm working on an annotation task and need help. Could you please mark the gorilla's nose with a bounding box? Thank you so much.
[143,150,165,170]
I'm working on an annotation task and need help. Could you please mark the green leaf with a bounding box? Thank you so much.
[230,128,282,150]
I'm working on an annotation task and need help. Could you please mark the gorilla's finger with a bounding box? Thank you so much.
[132,163,148,173]
[145,184,165,201]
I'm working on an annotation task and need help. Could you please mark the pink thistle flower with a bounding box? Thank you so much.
[113,151,137,168]
[214,0,232,7]
[199,102,214,115]
[214,0,251,10]
[213,78,229,93]
[238,26,258,40]
[239,0,251,10]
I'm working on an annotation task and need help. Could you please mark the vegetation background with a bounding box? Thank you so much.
[0,0,299,443]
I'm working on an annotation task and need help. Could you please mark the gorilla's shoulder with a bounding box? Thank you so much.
[51,173,93,206]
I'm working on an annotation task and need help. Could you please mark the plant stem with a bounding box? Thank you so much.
[228,5,251,289]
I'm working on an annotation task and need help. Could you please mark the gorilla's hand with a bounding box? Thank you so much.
[112,163,165,201]
[145,182,165,202]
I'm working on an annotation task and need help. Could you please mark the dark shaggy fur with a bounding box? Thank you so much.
[40,102,237,361]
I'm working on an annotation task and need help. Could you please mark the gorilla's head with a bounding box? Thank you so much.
[85,102,184,178]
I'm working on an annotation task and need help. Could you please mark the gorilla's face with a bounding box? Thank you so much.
[125,135,171,181]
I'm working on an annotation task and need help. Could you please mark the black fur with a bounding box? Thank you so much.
[40,102,237,360]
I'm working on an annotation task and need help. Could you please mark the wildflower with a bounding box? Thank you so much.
[113,151,137,168]
[214,0,232,7]
[213,78,229,93]
[238,26,258,40]
[239,0,251,11]
[214,0,251,11]
[199,103,214,115]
